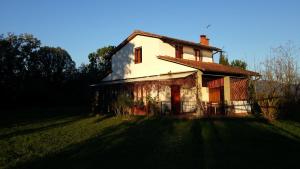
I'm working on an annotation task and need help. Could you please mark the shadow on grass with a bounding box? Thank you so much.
[93,114,114,123]
[269,122,300,140]
[0,106,89,127]
[14,116,300,169]
[0,115,86,139]
[195,117,300,169]
[15,117,205,169]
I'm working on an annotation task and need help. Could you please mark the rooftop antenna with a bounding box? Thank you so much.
[205,24,212,38]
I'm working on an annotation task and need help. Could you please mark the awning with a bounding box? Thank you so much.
[91,71,196,86]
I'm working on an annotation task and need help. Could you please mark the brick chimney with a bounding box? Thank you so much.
[200,35,209,46]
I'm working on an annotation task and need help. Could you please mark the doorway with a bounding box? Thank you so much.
[209,86,224,103]
[171,85,181,114]
[208,86,225,115]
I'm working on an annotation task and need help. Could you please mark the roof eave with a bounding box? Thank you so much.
[108,30,222,58]
[157,56,260,77]
[161,37,221,51]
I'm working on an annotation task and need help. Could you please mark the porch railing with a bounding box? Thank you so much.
[158,101,250,115]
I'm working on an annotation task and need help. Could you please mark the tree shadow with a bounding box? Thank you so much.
[12,117,300,169]
[0,115,85,139]
[0,106,89,128]
[103,42,134,81]
[16,117,199,169]
[198,117,300,169]
[92,114,114,123]
[268,122,300,140]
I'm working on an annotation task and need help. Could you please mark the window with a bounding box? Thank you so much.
[175,45,183,58]
[194,49,202,61]
[134,47,142,64]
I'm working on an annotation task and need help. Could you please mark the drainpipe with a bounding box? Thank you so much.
[212,50,222,62]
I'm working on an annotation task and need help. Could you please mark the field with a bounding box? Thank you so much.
[1,108,300,169]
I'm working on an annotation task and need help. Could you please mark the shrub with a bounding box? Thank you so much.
[146,95,160,115]
[257,97,280,121]
[134,99,145,109]
[257,42,300,121]
[111,93,133,116]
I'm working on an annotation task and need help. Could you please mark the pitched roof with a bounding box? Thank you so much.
[158,55,259,76]
[109,30,221,58]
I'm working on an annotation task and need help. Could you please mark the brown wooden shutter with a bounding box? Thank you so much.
[180,46,183,58]
[194,49,199,61]
[139,48,142,63]
[134,47,142,64]
[176,46,183,58]
[134,48,138,64]
[199,49,202,62]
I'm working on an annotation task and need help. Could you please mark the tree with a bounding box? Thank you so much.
[0,33,41,105]
[36,46,76,83]
[86,45,115,82]
[0,33,41,80]
[231,59,247,70]
[257,42,300,120]
[219,53,229,65]
[88,46,115,73]
[78,63,89,75]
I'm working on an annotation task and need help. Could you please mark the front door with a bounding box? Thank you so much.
[171,85,181,114]
[209,87,222,103]
[209,86,225,115]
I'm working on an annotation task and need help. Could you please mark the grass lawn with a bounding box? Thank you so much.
[0,110,300,169]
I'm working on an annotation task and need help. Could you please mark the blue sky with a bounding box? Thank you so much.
[1,0,300,70]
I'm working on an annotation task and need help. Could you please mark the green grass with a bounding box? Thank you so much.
[0,111,300,169]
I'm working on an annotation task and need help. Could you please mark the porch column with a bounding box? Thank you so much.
[223,76,231,103]
[196,70,203,116]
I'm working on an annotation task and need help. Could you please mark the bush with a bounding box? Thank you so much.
[134,99,145,109]
[111,93,133,116]
[146,95,160,115]
[257,42,300,121]
[257,98,280,121]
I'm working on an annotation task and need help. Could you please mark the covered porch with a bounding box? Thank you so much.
[92,70,255,116]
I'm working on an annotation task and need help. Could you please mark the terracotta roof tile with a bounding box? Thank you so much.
[157,55,259,76]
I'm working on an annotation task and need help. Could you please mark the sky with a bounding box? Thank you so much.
[1,0,300,70]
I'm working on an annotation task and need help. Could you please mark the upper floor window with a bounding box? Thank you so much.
[175,45,183,59]
[134,47,142,64]
[194,49,202,61]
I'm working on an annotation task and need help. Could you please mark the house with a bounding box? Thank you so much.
[92,30,259,116]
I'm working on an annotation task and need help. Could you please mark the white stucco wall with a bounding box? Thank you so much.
[202,57,213,62]
[159,86,171,101]
[181,86,197,112]
[183,46,195,60]
[201,50,213,58]
[181,87,196,102]
[201,87,209,102]
[103,35,196,81]
[182,46,213,62]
